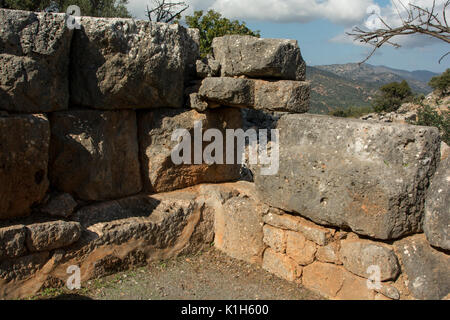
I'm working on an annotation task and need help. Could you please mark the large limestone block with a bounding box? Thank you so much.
[0,114,50,220]
[0,9,72,112]
[212,35,306,80]
[70,17,199,110]
[424,156,449,250]
[394,235,450,300]
[138,108,242,193]
[49,110,142,201]
[199,182,267,265]
[198,77,310,113]
[255,114,441,240]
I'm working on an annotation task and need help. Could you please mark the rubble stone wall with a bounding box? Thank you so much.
[0,9,448,300]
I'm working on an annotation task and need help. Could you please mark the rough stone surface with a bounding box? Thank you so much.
[26,221,82,252]
[69,187,216,261]
[138,108,242,193]
[256,114,441,240]
[263,225,286,253]
[302,261,375,299]
[263,212,333,246]
[202,183,267,265]
[376,284,400,300]
[339,239,400,281]
[0,9,72,112]
[0,225,27,259]
[316,242,341,264]
[394,234,450,300]
[198,77,310,113]
[0,114,50,220]
[49,110,142,201]
[302,262,344,298]
[424,156,450,250]
[0,252,49,281]
[286,231,317,266]
[41,193,77,218]
[262,248,301,282]
[71,17,199,109]
[212,35,306,81]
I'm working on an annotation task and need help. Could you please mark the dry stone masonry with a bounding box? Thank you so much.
[0,8,448,300]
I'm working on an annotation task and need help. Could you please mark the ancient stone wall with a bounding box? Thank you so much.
[0,9,448,300]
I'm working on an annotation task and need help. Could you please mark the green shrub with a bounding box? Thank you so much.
[413,105,450,145]
[329,106,373,118]
[429,69,450,95]
[185,10,260,57]
[0,0,131,18]
[373,80,414,113]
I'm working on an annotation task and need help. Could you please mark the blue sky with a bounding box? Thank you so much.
[128,0,449,73]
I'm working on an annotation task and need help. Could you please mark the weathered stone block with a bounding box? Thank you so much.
[286,231,317,266]
[394,234,450,300]
[138,108,242,193]
[0,9,71,112]
[212,35,306,80]
[339,239,399,281]
[263,212,333,245]
[424,156,449,250]
[70,17,199,109]
[41,193,77,218]
[0,114,50,220]
[49,110,142,201]
[0,225,27,259]
[198,77,310,113]
[26,221,81,252]
[256,114,441,239]
[316,242,341,264]
[262,248,301,282]
[263,225,286,253]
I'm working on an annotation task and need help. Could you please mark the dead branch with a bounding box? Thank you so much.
[146,0,189,23]
[348,0,450,64]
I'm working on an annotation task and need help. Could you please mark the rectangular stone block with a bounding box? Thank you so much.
[49,110,142,201]
[255,114,441,240]
[70,17,199,109]
[0,9,71,112]
[198,77,310,113]
[263,225,286,253]
[0,114,50,220]
[263,248,301,282]
[212,35,306,81]
[138,108,242,193]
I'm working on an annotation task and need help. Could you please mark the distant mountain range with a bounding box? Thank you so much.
[307,63,439,114]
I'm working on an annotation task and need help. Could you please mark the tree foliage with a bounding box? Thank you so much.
[414,105,450,144]
[429,68,450,94]
[373,80,414,113]
[0,0,131,18]
[184,10,260,57]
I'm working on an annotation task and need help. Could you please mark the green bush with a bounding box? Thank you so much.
[0,0,131,18]
[413,105,450,145]
[429,69,450,95]
[185,10,260,57]
[373,80,414,113]
[329,106,373,118]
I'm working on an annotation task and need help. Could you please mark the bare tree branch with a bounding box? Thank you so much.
[348,0,450,64]
[146,0,189,23]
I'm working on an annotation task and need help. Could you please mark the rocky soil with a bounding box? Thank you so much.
[28,248,323,300]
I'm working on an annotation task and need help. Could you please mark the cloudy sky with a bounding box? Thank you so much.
[127,0,449,73]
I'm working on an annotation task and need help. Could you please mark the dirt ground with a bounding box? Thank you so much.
[31,248,324,300]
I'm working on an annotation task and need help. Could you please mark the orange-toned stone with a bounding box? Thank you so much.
[262,248,301,282]
[286,231,316,266]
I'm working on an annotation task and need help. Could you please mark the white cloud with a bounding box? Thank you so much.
[127,0,375,25]
[333,0,450,48]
